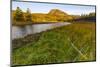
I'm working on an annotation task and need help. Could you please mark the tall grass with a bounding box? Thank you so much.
[12,22,96,66]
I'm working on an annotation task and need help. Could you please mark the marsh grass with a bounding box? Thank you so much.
[12,22,96,66]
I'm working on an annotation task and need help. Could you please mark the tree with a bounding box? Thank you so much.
[14,7,24,21]
[25,8,32,22]
[89,12,96,17]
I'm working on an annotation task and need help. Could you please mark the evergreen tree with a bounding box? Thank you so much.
[26,8,32,22]
[14,7,24,21]
[89,12,96,17]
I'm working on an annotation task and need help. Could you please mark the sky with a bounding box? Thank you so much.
[12,1,95,15]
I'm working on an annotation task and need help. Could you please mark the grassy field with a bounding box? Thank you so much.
[12,22,96,66]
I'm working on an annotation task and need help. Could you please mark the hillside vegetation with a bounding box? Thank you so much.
[12,22,96,65]
[12,7,95,25]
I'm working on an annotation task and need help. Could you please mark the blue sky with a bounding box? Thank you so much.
[12,1,95,15]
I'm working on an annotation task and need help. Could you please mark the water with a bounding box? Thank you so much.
[12,22,70,39]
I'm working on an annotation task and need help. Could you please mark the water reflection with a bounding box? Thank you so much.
[12,22,70,39]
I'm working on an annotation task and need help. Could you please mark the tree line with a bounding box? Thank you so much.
[14,7,32,22]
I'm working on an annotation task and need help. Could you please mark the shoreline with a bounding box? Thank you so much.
[12,22,70,26]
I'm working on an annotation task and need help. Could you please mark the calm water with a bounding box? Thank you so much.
[12,22,70,39]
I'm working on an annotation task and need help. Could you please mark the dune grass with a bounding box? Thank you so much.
[12,22,96,66]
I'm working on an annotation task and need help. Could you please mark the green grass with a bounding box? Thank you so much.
[12,22,96,66]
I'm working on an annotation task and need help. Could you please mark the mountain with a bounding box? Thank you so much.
[48,9,73,21]
[48,9,68,16]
